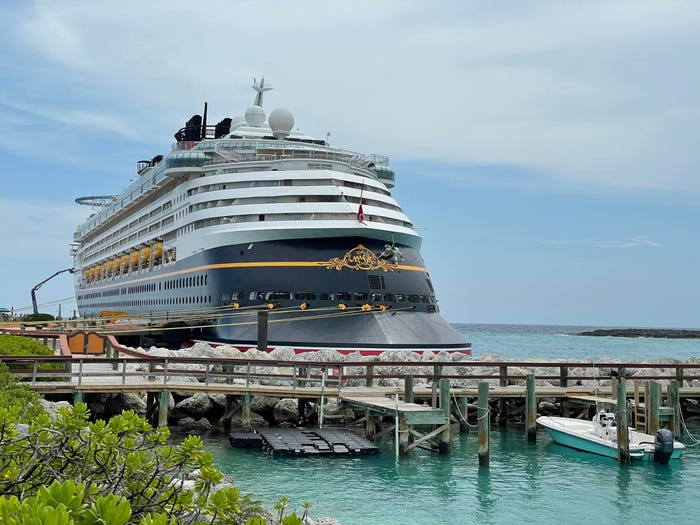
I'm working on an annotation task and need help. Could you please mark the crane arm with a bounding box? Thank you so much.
[31,267,74,315]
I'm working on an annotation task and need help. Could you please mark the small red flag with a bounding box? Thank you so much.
[357,203,365,223]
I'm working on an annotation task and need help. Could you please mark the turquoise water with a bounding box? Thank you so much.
[201,324,700,525]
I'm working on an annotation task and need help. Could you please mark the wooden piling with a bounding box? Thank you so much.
[404,374,414,404]
[458,396,470,434]
[73,391,84,405]
[616,380,630,464]
[158,389,169,428]
[526,373,537,441]
[648,380,661,436]
[257,311,268,351]
[366,365,375,387]
[438,378,451,454]
[478,381,490,467]
[668,380,681,438]
[241,393,251,430]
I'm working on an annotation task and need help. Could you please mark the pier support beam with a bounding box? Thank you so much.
[478,382,490,467]
[158,389,169,428]
[458,396,470,434]
[526,373,537,442]
[438,378,451,454]
[398,414,410,456]
[241,393,251,430]
[73,391,84,405]
[616,380,630,464]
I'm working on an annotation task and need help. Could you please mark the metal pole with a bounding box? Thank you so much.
[395,393,400,460]
[319,368,326,429]
[526,373,537,441]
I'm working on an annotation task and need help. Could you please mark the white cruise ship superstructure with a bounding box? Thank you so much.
[71,78,470,354]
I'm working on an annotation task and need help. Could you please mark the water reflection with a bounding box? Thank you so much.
[475,468,495,518]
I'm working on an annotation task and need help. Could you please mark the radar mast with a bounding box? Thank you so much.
[252,77,272,107]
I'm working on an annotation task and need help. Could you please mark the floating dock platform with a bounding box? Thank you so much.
[230,428,380,456]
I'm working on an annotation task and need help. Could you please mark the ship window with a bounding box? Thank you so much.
[368,275,382,289]
[371,293,382,302]
[420,295,430,303]
[336,292,351,301]
[354,293,368,301]
[318,293,329,300]
[259,214,265,221]
[407,294,420,303]
[384,293,395,302]
[249,291,257,301]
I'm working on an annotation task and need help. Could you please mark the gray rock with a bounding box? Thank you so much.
[228,410,268,429]
[176,417,213,432]
[273,398,299,424]
[174,393,213,417]
[40,399,72,420]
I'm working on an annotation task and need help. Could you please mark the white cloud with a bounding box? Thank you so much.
[2,0,700,191]
[541,236,661,248]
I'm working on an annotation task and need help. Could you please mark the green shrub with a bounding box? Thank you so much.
[22,313,55,323]
[0,334,54,356]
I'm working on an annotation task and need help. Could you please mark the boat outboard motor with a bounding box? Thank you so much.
[654,428,675,464]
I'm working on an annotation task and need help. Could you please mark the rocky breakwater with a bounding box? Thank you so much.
[575,328,700,339]
[84,344,700,430]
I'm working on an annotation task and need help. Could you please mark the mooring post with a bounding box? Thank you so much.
[404,374,414,404]
[459,396,470,434]
[241,393,251,430]
[439,378,451,454]
[526,373,537,441]
[478,381,490,467]
[366,412,376,438]
[366,364,374,388]
[158,389,169,428]
[432,365,443,408]
[73,391,84,405]
[668,380,681,438]
[616,380,630,464]
[498,365,508,426]
[398,413,410,456]
[648,380,661,436]
[257,310,268,351]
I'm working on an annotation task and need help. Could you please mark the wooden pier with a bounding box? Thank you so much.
[2,328,700,462]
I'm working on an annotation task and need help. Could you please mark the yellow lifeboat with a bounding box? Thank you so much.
[95,264,102,279]
[113,257,121,272]
[140,246,151,263]
[130,250,140,267]
[152,242,163,261]
[104,260,113,274]
[121,254,130,270]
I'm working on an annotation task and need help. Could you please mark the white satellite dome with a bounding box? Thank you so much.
[268,108,294,139]
[245,106,266,127]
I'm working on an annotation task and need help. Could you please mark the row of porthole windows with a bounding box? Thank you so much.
[223,291,436,304]
[79,296,213,309]
[164,274,208,290]
[80,274,208,300]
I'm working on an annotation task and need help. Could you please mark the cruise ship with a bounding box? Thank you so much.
[71,78,470,354]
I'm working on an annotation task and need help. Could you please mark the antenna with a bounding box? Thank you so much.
[252,76,273,107]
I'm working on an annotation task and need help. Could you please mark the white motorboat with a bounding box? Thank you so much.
[537,411,684,464]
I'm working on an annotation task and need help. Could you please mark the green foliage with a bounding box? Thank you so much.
[0,402,308,524]
[0,362,45,422]
[22,313,55,323]
[0,334,54,356]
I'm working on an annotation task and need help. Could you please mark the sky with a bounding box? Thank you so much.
[0,0,698,328]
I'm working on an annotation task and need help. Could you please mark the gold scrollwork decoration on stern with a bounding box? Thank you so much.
[321,244,398,272]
